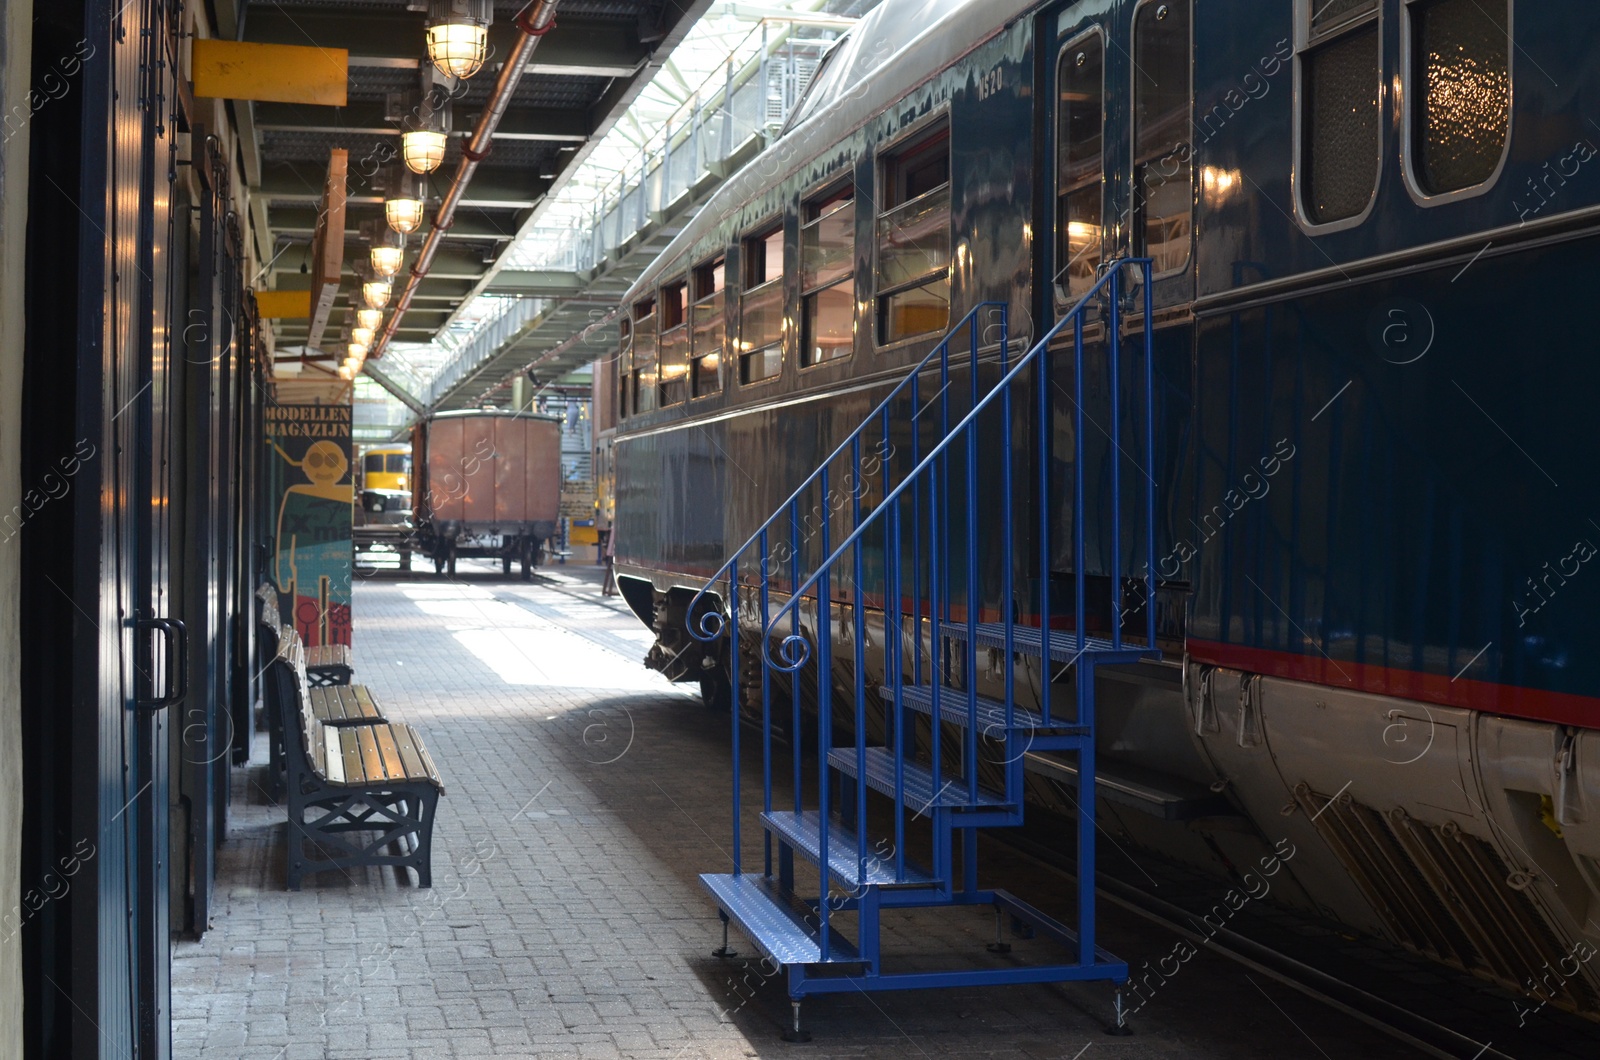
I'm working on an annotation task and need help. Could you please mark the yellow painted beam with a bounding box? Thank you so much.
[192,39,348,106]
[256,289,313,318]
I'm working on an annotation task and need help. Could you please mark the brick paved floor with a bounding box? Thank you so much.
[172,561,1424,1059]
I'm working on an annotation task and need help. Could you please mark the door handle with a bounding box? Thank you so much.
[138,617,188,711]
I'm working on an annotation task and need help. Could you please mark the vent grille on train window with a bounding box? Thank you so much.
[1293,784,1599,1015]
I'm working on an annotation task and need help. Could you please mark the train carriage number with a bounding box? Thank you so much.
[977,66,1003,101]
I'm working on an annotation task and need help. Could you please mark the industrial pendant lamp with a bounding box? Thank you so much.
[402,122,448,174]
[370,240,405,279]
[363,279,392,310]
[364,219,406,279]
[356,307,384,332]
[426,0,493,81]
[351,326,376,348]
[384,166,427,234]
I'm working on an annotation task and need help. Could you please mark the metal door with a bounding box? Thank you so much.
[1037,0,1194,627]
[129,0,185,1053]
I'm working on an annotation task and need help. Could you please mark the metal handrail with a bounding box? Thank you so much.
[765,262,1155,658]
[686,301,1006,645]
[701,257,1160,977]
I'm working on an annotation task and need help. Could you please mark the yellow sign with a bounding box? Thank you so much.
[256,289,313,318]
[192,39,348,106]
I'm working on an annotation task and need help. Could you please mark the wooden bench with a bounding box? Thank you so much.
[262,630,388,798]
[257,582,354,686]
[268,636,445,889]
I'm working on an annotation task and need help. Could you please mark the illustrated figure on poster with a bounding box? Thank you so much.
[273,439,353,646]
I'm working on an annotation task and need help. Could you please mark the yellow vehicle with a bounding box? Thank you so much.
[358,444,412,525]
[360,444,411,493]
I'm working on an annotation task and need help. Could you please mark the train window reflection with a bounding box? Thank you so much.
[1408,0,1509,196]
[1056,33,1104,299]
[877,126,950,344]
[659,279,689,406]
[1133,1,1192,274]
[803,187,855,366]
[740,225,784,384]
[617,317,632,419]
[1299,0,1380,224]
[633,299,658,414]
[691,258,725,397]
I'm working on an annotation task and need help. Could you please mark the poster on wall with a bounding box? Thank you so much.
[265,402,353,647]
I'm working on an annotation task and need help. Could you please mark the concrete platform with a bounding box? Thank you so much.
[173,560,1425,1058]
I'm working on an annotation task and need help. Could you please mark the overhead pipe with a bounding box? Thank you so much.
[372,0,561,360]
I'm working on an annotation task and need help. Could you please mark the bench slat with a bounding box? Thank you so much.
[338,728,367,785]
[353,685,380,719]
[412,733,445,789]
[320,725,341,782]
[370,725,411,785]
[354,724,388,785]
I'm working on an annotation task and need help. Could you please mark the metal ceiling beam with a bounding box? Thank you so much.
[259,161,547,209]
[254,101,592,142]
[268,206,520,242]
[360,360,427,414]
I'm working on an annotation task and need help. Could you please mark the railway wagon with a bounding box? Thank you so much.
[357,443,413,526]
[415,410,562,578]
[604,0,1600,1020]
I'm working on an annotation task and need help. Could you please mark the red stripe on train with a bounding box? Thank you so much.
[1185,638,1598,728]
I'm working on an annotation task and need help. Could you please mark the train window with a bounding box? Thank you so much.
[386,453,411,474]
[802,187,855,367]
[1133,1,1192,275]
[1298,0,1380,225]
[616,317,632,419]
[876,127,950,344]
[659,278,689,406]
[363,454,384,474]
[1406,0,1510,197]
[740,225,784,384]
[633,298,658,414]
[691,258,725,397]
[1056,33,1104,299]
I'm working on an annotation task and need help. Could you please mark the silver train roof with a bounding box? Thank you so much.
[624,0,1037,301]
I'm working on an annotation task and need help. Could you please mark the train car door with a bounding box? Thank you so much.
[1036,0,1194,635]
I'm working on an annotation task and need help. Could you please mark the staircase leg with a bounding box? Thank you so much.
[962,827,978,893]
[985,904,1012,954]
[781,998,811,1043]
[1105,985,1134,1036]
[712,913,738,959]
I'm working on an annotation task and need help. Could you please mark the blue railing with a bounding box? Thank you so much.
[694,259,1158,965]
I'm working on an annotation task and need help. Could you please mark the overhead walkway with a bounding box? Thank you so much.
[379,21,847,420]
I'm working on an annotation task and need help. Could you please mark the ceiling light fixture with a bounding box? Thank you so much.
[426,0,493,81]
[402,129,447,174]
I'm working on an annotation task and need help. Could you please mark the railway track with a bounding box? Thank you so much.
[996,828,1591,1060]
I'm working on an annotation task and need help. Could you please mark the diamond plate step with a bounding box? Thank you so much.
[762,810,938,889]
[826,746,1008,810]
[941,621,1160,666]
[882,684,1089,736]
[700,872,862,966]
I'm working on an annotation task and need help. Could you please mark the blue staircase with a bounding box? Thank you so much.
[688,260,1161,1037]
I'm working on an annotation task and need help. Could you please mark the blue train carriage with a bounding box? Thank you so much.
[607,0,1600,1020]
[1186,0,1600,1018]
